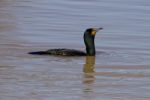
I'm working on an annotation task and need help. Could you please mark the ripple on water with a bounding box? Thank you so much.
[0,0,150,100]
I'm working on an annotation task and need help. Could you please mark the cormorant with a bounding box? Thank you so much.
[29,28,103,56]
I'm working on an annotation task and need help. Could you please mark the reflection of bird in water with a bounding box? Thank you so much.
[83,56,96,84]
[29,28,103,56]
[83,56,95,73]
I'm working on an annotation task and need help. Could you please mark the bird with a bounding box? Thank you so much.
[28,27,103,56]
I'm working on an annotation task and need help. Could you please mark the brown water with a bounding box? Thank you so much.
[0,0,150,100]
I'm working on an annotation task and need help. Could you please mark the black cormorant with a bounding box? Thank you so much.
[29,28,103,56]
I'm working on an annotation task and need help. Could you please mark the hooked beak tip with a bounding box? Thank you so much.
[99,27,103,30]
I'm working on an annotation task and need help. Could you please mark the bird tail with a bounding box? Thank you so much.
[28,51,49,55]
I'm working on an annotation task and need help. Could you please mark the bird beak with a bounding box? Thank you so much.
[91,27,103,36]
[95,27,103,32]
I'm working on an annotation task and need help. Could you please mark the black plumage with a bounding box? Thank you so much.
[29,28,103,56]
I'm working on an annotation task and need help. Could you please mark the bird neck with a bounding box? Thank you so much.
[84,33,95,56]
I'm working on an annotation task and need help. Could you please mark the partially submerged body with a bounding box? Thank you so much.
[29,49,86,56]
[29,28,103,56]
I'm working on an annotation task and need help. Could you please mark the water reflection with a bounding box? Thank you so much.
[83,56,95,85]
[83,56,95,73]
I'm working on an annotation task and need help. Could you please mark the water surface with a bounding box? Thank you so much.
[0,0,150,100]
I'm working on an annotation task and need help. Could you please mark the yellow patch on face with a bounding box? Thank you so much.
[91,30,96,36]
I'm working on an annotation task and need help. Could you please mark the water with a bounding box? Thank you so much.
[0,0,150,100]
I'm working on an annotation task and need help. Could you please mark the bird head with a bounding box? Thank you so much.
[85,27,103,36]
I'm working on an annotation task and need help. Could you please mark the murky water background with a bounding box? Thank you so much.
[0,0,150,100]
